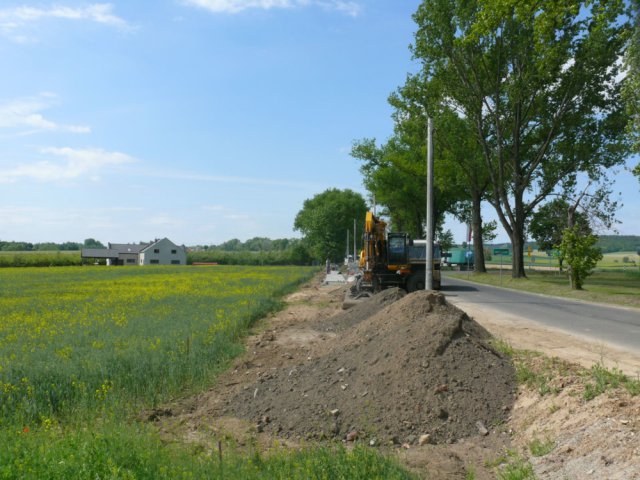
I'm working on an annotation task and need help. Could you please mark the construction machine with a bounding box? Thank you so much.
[347,212,441,303]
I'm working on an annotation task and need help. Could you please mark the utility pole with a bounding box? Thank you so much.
[346,229,349,262]
[353,218,357,263]
[425,117,434,290]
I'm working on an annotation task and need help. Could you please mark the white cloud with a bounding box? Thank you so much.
[0,147,136,183]
[0,3,130,40]
[0,94,91,135]
[317,1,361,16]
[183,0,292,14]
[182,0,361,16]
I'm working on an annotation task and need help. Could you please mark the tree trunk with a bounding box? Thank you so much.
[471,191,486,273]
[510,193,527,278]
[510,230,527,278]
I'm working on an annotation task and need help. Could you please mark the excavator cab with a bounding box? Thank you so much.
[387,233,408,266]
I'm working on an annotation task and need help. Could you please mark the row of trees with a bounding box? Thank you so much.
[595,235,640,254]
[201,237,298,253]
[214,0,640,277]
[347,0,638,289]
[190,237,314,265]
[0,238,105,252]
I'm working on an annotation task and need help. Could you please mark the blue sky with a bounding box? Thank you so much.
[0,1,638,246]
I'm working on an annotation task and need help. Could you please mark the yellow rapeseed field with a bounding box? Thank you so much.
[0,265,315,427]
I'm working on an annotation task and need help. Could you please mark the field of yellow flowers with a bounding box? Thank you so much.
[0,265,415,479]
[0,265,316,426]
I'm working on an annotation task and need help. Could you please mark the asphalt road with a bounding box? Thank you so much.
[441,275,640,353]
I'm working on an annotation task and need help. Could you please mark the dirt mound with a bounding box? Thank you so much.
[310,287,406,333]
[224,290,516,446]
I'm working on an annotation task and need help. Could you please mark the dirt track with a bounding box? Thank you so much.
[151,274,640,479]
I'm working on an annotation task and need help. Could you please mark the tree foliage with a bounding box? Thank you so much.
[411,0,631,277]
[0,240,87,251]
[210,237,295,252]
[558,226,603,290]
[438,229,455,252]
[351,138,431,237]
[293,189,368,263]
[351,73,487,269]
[622,0,640,163]
[83,238,106,249]
[529,198,591,271]
[529,199,592,252]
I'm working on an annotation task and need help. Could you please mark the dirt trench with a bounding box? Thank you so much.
[149,274,640,479]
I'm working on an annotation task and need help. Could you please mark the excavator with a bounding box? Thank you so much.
[346,211,441,305]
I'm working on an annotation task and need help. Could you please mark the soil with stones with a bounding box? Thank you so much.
[224,289,516,446]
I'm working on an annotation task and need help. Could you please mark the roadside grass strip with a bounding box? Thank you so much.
[448,270,640,309]
[1,425,416,479]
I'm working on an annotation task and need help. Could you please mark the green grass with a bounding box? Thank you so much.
[492,338,639,399]
[447,269,640,308]
[583,362,640,400]
[485,250,640,270]
[597,251,640,269]
[1,425,416,479]
[486,450,536,480]
[528,437,555,457]
[497,458,536,480]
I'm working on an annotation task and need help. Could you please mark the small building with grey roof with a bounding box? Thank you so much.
[81,238,186,266]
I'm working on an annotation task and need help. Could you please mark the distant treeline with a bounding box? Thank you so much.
[595,235,640,253]
[0,252,83,267]
[196,237,300,252]
[0,238,105,252]
[189,237,313,265]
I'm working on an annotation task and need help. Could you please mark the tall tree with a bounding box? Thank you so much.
[293,189,368,263]
[412,0,631,277]
[623,0,640,173]
[386,72,493,272]
[351,73,489,270]
[83,238,105,249]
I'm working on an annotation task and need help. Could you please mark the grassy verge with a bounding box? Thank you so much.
[446,269,640,309]
[491,339,640,400]
[484,340,639,480]
[1,425,416,479]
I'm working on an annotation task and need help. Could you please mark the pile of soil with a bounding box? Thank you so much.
[310,287,406,333]
[224,289,516,445]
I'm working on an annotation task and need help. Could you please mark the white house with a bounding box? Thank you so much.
[81,238,187,266]
[138,238,187,265]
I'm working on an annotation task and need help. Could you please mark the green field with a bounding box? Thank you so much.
[0,265,414,479]
[485,250,640,270]
[597,251,640,269]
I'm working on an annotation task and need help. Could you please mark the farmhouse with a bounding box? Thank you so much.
[81,238,187,266]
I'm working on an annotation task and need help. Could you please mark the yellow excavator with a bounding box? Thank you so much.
[347,211,441,303]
